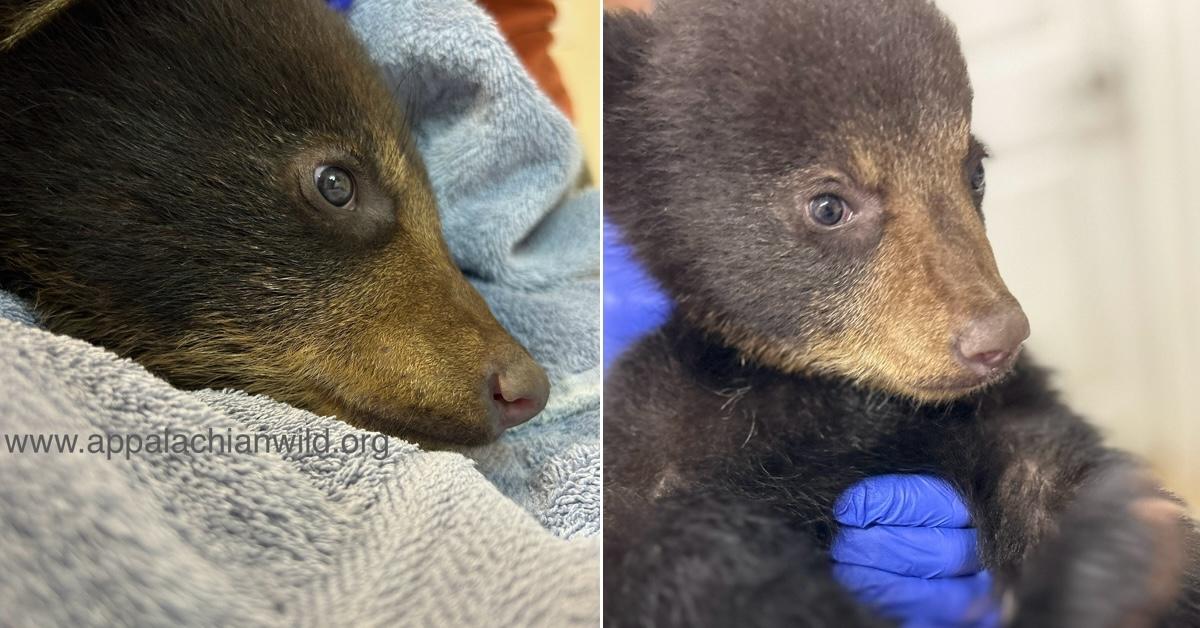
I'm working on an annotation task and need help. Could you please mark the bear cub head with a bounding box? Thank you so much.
[0,0,548,444]
[605,0,1029,401]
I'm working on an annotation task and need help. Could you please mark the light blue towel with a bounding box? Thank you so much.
[0,0,599,624]
[348,0,601,528]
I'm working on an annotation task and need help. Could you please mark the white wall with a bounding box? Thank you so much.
[552,1,603,175]
[936,0,1200,504]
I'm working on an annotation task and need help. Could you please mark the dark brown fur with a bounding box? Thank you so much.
[0,0,546,444]
[603,1,1200,626]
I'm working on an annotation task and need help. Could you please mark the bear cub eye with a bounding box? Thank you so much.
[315,165,356,208]
[970,162,986,197]
[808,194,852,228]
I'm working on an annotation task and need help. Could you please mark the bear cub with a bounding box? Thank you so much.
[0,0,549,445]
[603,1,1200,626]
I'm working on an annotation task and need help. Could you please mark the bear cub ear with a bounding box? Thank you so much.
[1,0,76,51]
[603,10,656,105]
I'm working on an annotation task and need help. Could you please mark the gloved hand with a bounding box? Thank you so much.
[832,475,1000,628]
[603,221,671,367]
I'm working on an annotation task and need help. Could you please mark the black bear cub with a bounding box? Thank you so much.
[603,0,1199,626]
[0,0,549,445]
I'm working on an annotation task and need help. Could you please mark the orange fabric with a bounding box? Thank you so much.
[478,0,574,119]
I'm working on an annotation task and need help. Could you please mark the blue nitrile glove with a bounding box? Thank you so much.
[832,475,1000,628]
[603,221,672,367]
[327,0,353,12]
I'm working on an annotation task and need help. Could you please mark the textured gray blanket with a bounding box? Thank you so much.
[0,0,599,625]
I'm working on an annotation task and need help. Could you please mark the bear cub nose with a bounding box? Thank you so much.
[486,355,550,431]
[954,306,1031,376]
